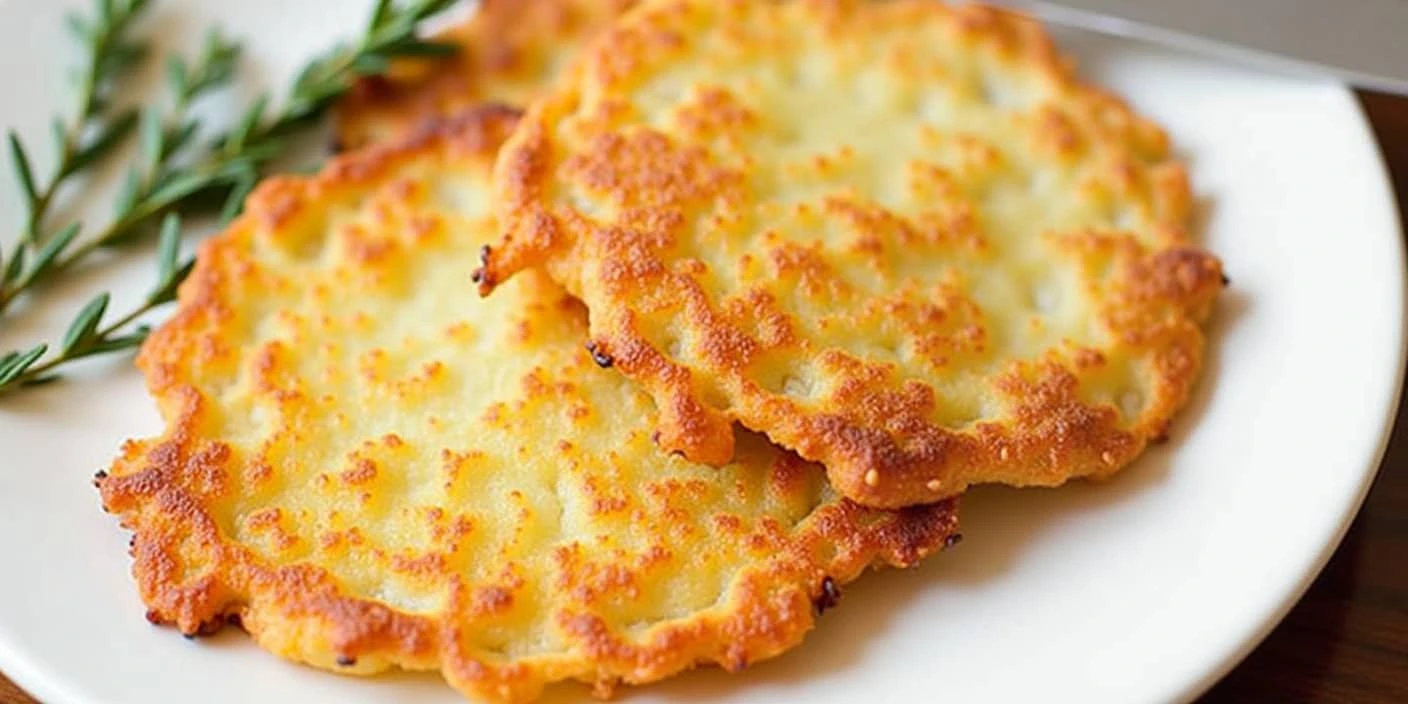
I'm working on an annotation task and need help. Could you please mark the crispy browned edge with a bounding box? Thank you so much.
[94,104,962,701]
[477,0,1226,509]
[332,0,637,151]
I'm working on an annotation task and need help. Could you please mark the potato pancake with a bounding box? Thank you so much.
[479,0,1225,508]
[96,107,960,702]
[333,0,635,150]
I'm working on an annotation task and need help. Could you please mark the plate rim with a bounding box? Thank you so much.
[1172,84,1408,702]
[0,2,1403,701]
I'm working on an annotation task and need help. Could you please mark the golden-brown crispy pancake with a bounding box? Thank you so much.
[96,107,960,702]
[479,0,1225,509]
[333,0,635,150]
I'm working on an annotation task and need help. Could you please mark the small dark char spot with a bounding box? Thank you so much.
[336,655,357,667]
[814,576,841,614]
[144,609,162,625]
[471,245,494,286]
[585,341,614,368]
[1220,273,1231,287]
[1150,419,1173,444]
[92,469,108,488]
[225,613,244,629]
[944,533,964,550]
[181,632,198,641]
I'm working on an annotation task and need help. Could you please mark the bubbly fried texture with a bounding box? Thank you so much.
[481,0,1225,508]
[333,0,635,150]
[96,107,960,703]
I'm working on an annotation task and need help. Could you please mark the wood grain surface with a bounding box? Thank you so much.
[0,677,25,704]
[2,95,1406,704]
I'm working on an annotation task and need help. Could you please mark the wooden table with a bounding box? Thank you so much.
[4,92,1407,704]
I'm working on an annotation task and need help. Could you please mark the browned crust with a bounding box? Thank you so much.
[481,0,1225,508]
[103,432,957,701]
[97,105,962,702]
[333,0,637,150]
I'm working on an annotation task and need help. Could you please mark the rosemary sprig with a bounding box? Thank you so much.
[0,0,459,396]
[0,27,241,315]
[0,214,188,390]
[3,0,151,294]
[0,0,457,314]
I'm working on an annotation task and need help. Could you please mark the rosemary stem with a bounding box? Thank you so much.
[0,301,152,390]
[94,301,151,340]
[0,197,162,313]
[50,208,151,274]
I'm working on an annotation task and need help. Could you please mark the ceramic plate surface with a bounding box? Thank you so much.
[0,1,1402,702]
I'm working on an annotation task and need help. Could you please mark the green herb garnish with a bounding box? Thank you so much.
[0,0,458,395]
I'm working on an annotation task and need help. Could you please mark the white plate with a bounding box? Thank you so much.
[0,1,1402,703]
